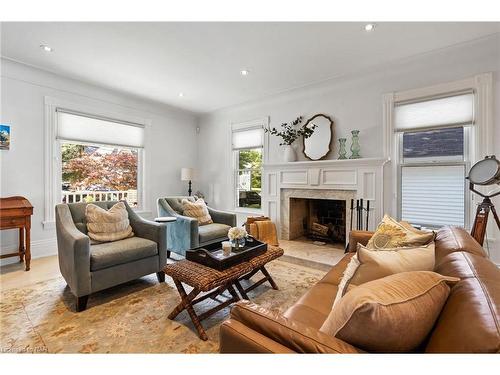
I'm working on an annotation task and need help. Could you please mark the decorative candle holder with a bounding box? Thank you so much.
[350,130,361,159]
[338,138,347,159]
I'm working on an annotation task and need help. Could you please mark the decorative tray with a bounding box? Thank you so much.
[186,237,267,270]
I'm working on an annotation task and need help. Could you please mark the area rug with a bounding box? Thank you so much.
[0,260,326,353]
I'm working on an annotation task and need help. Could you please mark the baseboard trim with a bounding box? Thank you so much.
[0,237,58,267]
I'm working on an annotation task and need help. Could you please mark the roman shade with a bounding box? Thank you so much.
[401,165,465,227]
[394,92,474,132]
[232,128,263,150]
[57,110,145,148]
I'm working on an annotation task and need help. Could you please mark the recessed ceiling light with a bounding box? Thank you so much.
[364,23,375,32]
[178,93,184,97]
[240,70,250,76]
[40,44,53,52]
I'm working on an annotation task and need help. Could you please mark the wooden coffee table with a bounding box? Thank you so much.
[163,246,283,340]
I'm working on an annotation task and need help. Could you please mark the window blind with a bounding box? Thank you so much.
[232,128,263,150]
[394,93,474,132]
[57,110,145,148]
[401,165,465,227]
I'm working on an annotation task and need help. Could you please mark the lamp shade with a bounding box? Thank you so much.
[181,168,194,181]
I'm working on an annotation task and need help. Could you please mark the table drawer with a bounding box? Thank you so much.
[0,217,25,228]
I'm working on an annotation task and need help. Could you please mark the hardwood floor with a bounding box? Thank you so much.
[0,255,60,291]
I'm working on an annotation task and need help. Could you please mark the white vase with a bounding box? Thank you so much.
[283,145,297,162]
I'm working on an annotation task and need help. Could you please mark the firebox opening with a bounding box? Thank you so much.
[289,198,346,244]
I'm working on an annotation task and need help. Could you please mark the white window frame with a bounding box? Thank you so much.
[383,73,494,230]
[230,118,269,214]
[43,96,151,229]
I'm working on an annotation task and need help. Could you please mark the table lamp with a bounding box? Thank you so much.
[181,168,194,196]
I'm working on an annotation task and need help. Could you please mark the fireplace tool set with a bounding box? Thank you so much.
[344,199,372,253]
[349,198,372,231]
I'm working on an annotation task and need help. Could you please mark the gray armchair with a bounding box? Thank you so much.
[55,201,167,312]
[157,196,236,257]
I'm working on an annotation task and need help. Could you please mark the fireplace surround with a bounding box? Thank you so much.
[261,158,388,245]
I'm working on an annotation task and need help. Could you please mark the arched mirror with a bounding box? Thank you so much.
[303,114,334,160]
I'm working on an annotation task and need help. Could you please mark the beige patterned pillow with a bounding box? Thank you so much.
[182,198,213,225]
[366,215,435,249]
[321,271,458,352]
[86,202,134,242]
[333,242,435,307]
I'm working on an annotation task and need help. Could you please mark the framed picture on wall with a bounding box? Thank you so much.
[0,124,11,150]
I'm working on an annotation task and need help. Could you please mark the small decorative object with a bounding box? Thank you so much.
[221,241,232,256]
[303,114,334,160]
[338,138,347,159]
[349,130,361,159]
[181,167,194,196]
[265,116,316,162]
[228,226,247,250]
[0,124,11,150]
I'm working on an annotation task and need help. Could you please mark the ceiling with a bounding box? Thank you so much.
[1,22,499,113]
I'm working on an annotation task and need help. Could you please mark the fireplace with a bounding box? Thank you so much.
[289,198,346,244]
[280,188,356,245]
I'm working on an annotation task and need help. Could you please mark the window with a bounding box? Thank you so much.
[57,110,144,208]
[232,126,264,210]
[395,92,474,228]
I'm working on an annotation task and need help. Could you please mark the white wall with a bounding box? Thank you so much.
[197,34,500,262]
[0,58,199,264]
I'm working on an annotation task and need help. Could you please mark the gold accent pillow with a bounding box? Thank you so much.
[182,198,213,225]
[321,271,459,352]
[367,215,434,249]
[333,242,435,307]
[86,202,134,243]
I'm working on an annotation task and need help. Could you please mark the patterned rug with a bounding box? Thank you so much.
[0,260,326,353]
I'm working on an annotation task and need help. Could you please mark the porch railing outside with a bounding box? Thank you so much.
[62,190,138,206]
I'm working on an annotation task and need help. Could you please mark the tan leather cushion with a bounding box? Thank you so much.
[367,215,434,249]
[182,198,213,225]
[333,243,435,307]
[230,301,360,353]
[85,202,134,242]
[283,256,356,329]
[283,282,339,329]
[425,251,500,353]
[320,271,458,352]
[434,226,486,264]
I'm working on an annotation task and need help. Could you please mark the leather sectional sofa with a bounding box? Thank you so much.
[219,226,500,353]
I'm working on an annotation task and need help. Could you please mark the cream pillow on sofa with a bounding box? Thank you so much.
[321,271,458,352]
[333,242,435,307]
[85,202,134,242]
[182,198,213,225]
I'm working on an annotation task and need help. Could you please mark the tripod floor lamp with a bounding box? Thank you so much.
[467,155,500,246]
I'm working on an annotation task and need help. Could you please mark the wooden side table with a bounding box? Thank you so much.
[0,196,33,271]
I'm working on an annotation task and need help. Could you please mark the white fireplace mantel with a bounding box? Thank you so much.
[262,157,389,239]
[263,157,389,170]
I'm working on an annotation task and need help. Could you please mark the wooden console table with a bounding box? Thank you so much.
[0,196,33,271]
